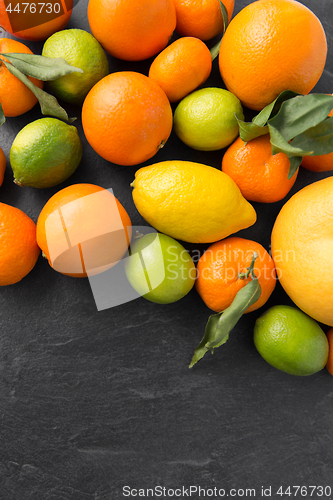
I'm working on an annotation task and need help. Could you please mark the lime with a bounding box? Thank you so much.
[10,118,82,189]
[42,29,109,105]
[254,305,329,376]
[173,87,244,151]
[125,232,196,304]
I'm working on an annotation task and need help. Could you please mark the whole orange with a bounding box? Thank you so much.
[0,0,72,41]
[196,236,276,313]
[87,0,176,61]
[148,37,212,103]
[36,183,132,278]
[173,0,235,41]
[0,202,40,286]
[219,0,327,110]
[0,38,43,117]
[82,71,173,166]
[222,134,298,203]
[301,108,333,172]
[0,147,6,186]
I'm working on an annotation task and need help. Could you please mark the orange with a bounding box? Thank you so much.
[0,0,72,41]
[87,0,176,61]
[0,147,6,186]
[271,177,333,327]
[36,183,132,278]
[148,36,212,103]
[219,0,327,110]
[0,202,40,285]
[301,108,333,172]
[196,236,276,313]
[82,71,173,166]
[222,134,298,203]
[0,38,43,117]
[173,0,235,41]
[326,328,333,376]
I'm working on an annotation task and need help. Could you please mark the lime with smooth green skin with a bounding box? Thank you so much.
[42,29,109,105]
[173,87,244,151]
[10,117,82,189]
[254,305,329,376]
[125,232,196,304]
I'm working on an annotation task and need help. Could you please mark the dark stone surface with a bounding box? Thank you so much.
[1,0,333,498]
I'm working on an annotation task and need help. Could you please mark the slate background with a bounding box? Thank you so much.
[0,0,333,498]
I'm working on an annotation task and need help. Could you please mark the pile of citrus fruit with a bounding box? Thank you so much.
[0,0,332,376]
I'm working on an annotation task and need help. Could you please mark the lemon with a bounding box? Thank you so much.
[254,305,329,376]
[42,29,109,105]
[131,160,256,244]
[10,118,82,189]
[125,232,196,304]
[173,87,244,151]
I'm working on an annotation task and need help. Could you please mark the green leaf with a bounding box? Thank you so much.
[268,123,313,157]
[209,1,229,61]
[0,102,5,126]
[0,53,83,81]
[287,156,303,179]
[1,60,76,122]
[237,115,268,142]
[290,115,333,156]
[254,90,300,127]
[189,278,261,368]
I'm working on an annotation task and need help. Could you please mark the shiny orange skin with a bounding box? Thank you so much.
[301,108,333,172]
[326,328,333,376]
[0,38,43,117]
[219,0,327,110]
[196,237,276,313]
[0,0,72,41]
[0,202,40,285]
[82,71,173,166]
[222,134,298,203]
[148,37,212,103]
[87,0,176,61]
[36,183,132,278]
[174,0,234,41]
[0,147,6,186]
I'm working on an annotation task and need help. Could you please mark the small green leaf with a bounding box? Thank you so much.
[1,60,75,122]
[0,102,5,126]
[268,123,313,157]
[290,115,333,156]
[209,1,229,61]
[287,156,303,179]
[0,53,83,81]
[237,115,268,142]
[254,90,300,127]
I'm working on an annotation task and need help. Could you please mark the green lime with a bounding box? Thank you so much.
[125,232,196,304]
[42,29,109,105]
[173,87,244,151]
[10,117,82,189]
[254,305,329,376]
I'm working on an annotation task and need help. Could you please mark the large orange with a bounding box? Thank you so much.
[0,202,40,286]
[301,107,333,172]
[82,71,173,166]
[271,177,333,327]
[196,237,276,313]
[222,134,298,203]
[0,0,72,41]
[0,38,43,117]
[219,0,327,110]
[0,147,5,186]
[173,0,235,41]
[87,0,176,61]
[36,183,132,278]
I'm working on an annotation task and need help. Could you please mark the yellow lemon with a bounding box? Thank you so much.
[131,160,256,244]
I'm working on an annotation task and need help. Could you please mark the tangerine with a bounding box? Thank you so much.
[219,0,327,110]
[0,146,6,186]
[196,236,276,313]
[0,37,43,117]
[82,71,173,166]
[222,134,298,203]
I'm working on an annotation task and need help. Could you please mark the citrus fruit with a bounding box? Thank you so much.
[173,0,235,41]
[196,237,276,313]
[10,117,82,189]
[42,29,109,105]
[173,87,244,151]
[0,147,6,186]
[219,0,327,110]
[326,328,333,376]
[131,160,257,244]
[36,183,132,278]
[0,38,43,117]
[82,71,173,166]
[254,305,329,376]
[301,107,333,172]
[148,37,212,103]
[125,232,196,304]
[0,202,40,285]
[0,0,72,41]
[271,177,333,327]
[221,134,298,203]
[87,0,176,61]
